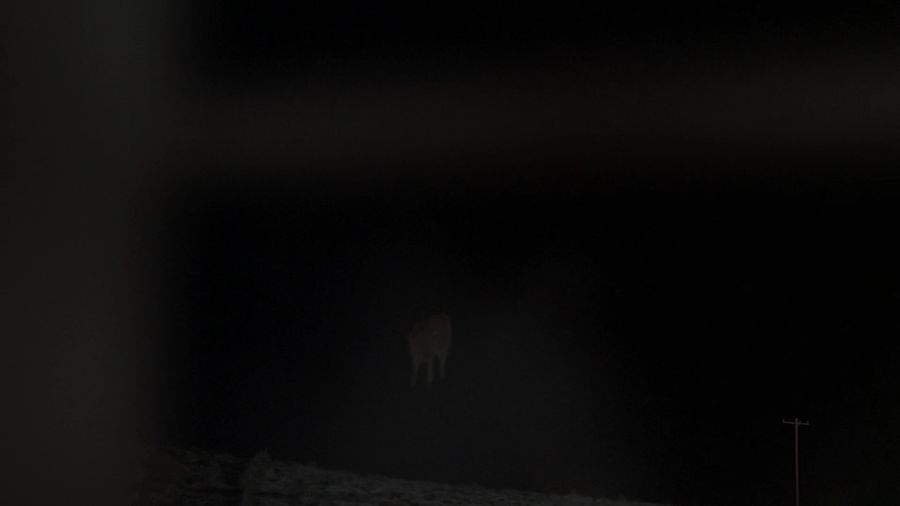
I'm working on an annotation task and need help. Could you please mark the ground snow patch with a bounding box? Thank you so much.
[135,447,668,506]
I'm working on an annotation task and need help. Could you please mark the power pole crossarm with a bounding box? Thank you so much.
[782,418,810,506]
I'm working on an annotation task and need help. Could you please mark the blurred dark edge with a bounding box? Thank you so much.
[4,2,900,505]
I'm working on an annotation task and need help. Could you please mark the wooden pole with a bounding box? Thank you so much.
[782,418,810,506]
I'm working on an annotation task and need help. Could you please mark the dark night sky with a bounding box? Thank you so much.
[153,2,900,506]
[189,1,900,84]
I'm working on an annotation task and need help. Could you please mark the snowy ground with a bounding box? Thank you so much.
[136,447,667,506]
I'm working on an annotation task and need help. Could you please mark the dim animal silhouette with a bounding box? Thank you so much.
[407,314,452,387]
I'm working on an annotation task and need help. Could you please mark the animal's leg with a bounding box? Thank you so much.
[438,352,447,380]
[411,358,420,387]
[427,357,435,385]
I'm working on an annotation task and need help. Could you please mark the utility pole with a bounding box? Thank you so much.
[782,418,810,506]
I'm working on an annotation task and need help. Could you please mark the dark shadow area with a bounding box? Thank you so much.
[159,165,900,505]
